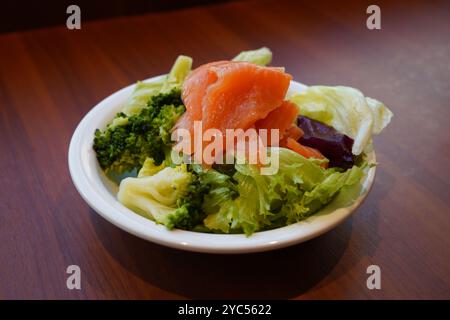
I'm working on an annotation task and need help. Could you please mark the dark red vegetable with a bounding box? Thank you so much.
[297,116,355,169]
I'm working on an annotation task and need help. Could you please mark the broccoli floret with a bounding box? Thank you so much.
[118,164,208,230]
[137,157,167,177]
[148,87,183,111]
[93,89,185,173]
[167,178,209,230]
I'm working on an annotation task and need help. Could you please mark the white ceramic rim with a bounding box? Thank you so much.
[68,76,376,254]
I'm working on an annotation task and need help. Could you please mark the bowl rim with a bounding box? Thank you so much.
[68,76,376,254]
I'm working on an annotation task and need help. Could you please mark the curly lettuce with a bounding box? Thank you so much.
[202,148,366,235]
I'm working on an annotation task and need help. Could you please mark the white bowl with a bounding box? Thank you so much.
[68,76,376,254]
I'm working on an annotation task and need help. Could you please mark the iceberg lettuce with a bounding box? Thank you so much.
[289,86,393,155]
[232,47,272,66]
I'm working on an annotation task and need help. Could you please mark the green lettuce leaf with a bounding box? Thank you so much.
[199,167,239,233]
[202,147,366,235]
[161,55,193,92]
[232,47,272,66]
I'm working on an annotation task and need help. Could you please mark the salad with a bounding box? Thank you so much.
[93,48,393,236]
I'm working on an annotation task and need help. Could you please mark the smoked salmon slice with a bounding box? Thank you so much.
[202,63,292,132]
[284,137,328,167]
[173,60,327,166]
[255,100,299,145]
[175,61,292,155]
[284,124,304,141]
[255,99,326,163]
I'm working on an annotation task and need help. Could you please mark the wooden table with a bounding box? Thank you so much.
[1,0,449,299]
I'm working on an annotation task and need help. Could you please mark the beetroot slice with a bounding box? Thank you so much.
[297,116,355,169]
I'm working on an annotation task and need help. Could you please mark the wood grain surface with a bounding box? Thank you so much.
[0,0,449,299]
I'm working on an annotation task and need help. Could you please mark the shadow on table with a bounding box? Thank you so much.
[90,211,355,299]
